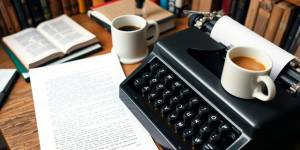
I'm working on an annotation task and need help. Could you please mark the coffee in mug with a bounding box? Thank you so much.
[221,46,276,101]
[231,56,265,71]
[111,15,160,64]
[118,25,140,31]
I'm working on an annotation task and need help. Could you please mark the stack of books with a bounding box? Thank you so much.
[2,15,101,81]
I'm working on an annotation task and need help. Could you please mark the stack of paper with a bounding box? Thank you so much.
[30,53,158,150]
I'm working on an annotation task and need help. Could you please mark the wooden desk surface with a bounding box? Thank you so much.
[0,14,188,150]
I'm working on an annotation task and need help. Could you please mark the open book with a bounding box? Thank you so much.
[2,15,98,69]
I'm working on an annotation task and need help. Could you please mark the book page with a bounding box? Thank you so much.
[30,53,158,150]
[2,28,61,68]
[37,15,97,53]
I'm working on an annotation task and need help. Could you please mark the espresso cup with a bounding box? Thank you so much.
[221,46,276,101]
[111,15,159,64]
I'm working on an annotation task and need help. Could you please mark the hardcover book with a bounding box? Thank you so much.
[2,15,98,70]
[253,1,272,36]
[27,0,44,26]
[48,0,63,17]
[273,1,297,46]
[88,0,175,34]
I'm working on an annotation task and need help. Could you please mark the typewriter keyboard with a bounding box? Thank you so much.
[128,58,241,150]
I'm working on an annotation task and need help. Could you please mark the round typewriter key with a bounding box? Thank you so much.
[191,117,203,129]
[209,132,221,143]
[171,81,183,92]
[154,99,164,109]
[179,88,191,98]
[182,128,194,141]
[188,97,200,109]
[169,96,180,107]
[174,121,186,132]
[199,124,212,138]
[192,135,204,147]
[142,72,152,80]
[141,86,151,97]
[198,106,210,118]
[134,78,145,88]
[183,111,194,122]
[218,123,230,135]
[156,67,167,78]
[156,83,165,93]
[150,62,160,71]
[207,114,220,127]
[149,77,159,87]
[175,104,186,113]
[161,105,172,117]
[147,92,158,103]
[167,112,178,124]
[162,89,172,100]
[164,74,175,85]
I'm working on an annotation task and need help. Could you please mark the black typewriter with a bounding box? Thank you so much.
[119,27,300,150]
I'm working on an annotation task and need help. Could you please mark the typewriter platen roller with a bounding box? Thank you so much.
[119,28,300,150]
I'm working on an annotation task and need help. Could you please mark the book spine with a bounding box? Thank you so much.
[48,0,63,17]
[0,0,15,34]
[229,0,237,18]
[92,0,105,6]
[198,0,214,12]
[78,0,86,13]
[20,0,33,27]
[0,11,8,35]
[211,0,222,11]
[175,0,184,17]
[150,0,160,4]
[273,2,296,46]
[27,0,44,26]
[70,0,79,15]
[264,3,284,42]
[295,43,300,58]
[253,1,272,36]
[11,0,28,29]
[40,0,52,20]
[289,26,300,53]
[160,0,169,10]
[222,0,231,15]
[284,9,300,51]
[244,0,261,30]
[61,0,72,16]
[192,0,199,10]
[168,0,175,13]
[85,0,93,9]
[234,0,250,24]
[89,13,111,31]
[4,0,21,32]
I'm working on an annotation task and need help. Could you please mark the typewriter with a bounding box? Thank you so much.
[119,14,300,150]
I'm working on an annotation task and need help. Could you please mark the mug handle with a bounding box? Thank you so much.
[252,75,276,101]
[146,20,160,46]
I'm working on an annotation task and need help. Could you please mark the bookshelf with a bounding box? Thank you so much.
[0,0,299,59]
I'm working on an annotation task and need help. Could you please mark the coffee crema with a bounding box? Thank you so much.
[231,56,265,71]
[118,25,140,31]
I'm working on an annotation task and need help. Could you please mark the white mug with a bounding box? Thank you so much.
[221,46,276,101]
[111,15,159,64]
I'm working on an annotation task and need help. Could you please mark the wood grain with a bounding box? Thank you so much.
[0,14,187,150]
